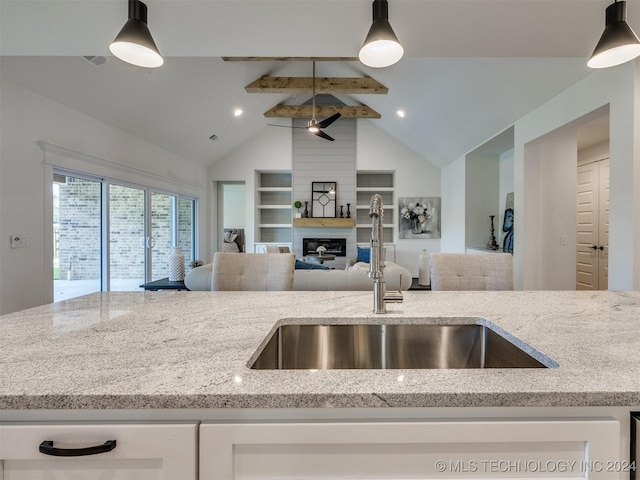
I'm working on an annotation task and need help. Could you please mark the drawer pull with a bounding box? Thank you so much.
[39,439,116,456]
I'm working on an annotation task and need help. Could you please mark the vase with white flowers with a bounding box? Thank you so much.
[400,202,430,234]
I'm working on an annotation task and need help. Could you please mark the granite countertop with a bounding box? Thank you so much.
[1,290,640,410]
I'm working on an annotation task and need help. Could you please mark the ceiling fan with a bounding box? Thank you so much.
[269,61,341,141]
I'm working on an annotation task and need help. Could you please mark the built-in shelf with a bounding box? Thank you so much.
[356,171,395,243]
[256,171,293,244]
[293,218,356,228]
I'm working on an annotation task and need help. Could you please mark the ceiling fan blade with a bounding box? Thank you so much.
[317,113,341,129]
[314,130,335,141]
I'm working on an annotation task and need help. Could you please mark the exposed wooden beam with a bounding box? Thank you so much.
[264,105,381,119]
[223,56,358,62]
[246,76,388,94]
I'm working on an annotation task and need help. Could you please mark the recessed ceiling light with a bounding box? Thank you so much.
[396,110,405,118]
[233,108,243,117]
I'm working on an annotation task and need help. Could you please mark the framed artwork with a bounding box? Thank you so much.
[399,197,441,239]
[223,229,244,252]
[502,192,514,254]
[311,182,337,218]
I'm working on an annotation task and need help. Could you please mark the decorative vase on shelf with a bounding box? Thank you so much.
[346,203,351,218]
[418,248,430,286]
[303,201,309,218]
[169,246,185,281]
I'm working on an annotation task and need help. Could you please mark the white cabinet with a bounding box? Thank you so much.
[199,418,620,480]
[356,171,395,243]
[255,171,292,246]
[0,422,197,480]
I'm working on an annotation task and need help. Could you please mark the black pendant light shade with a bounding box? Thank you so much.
[359,0,404,68]
[588,1,640,69]
[109,0,163,68]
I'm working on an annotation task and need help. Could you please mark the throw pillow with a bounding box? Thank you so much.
[295,259,330,270]
[356,246,370,263]
[351,261,370,271]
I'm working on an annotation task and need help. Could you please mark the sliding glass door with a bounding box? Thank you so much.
[108,184,147,291]
[53,173,102,301]
[151,192,174,282]
[53,169,197,301]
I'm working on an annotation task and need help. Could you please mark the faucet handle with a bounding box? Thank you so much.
[384,290,404,303]
[384,273,404,303]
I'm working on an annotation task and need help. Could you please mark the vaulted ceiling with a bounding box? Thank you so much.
[1,0,630,167]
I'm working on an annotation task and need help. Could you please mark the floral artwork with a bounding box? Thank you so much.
[399,197,441,239]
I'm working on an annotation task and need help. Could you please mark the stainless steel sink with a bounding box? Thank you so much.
[250,323,551,369]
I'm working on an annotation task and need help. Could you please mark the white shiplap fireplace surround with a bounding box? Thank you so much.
[292,117,357,266]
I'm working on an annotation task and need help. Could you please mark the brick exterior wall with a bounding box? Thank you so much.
[57,177,101,281]
[56,178,194,281]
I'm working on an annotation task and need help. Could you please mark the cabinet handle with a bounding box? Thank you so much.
[39,439,116,457]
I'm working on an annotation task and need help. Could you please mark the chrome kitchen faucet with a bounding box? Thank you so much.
[369,194,403,314]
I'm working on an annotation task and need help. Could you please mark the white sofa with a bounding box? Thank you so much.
[185,261,412,292]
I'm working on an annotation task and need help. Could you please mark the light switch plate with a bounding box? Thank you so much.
[10,235,27,248]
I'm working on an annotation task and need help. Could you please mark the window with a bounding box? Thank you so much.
[53,169,197,301]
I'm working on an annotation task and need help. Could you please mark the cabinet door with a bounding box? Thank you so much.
[200,418,620,480]
[0,422,197,480]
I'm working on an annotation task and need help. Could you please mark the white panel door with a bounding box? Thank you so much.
[598,159,610,289]
[576,159,609,290]
[0,422,197,480]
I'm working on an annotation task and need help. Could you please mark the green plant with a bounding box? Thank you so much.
[293,200,302,210]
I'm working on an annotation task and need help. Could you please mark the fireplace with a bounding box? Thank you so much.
[303,238,347,257]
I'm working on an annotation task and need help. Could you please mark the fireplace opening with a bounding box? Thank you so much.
[303,238,347,257]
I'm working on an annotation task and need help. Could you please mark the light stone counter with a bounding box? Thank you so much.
[1,290,640,410]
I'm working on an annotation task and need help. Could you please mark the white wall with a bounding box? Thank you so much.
[578,141,609,166]
[514,62,640,290]
[208,124,293,257]
[465,155,500,249]
[222,184,246,229]
[0,78,209,314]
[208,119,440,276]
[440,156,466,252]
[355,121,441,275]
[526,127,578,290]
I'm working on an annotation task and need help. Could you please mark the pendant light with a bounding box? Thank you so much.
[588,0,640,69]
[109,0,163,68]
[359,0,404,68]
